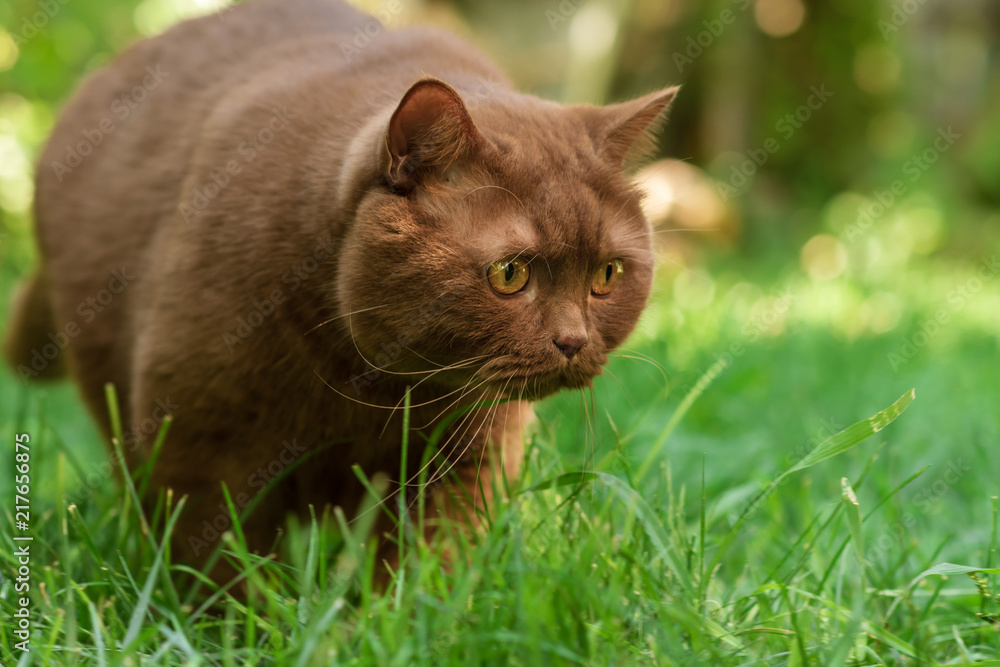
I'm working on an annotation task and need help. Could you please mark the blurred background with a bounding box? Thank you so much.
[0,0,997,566]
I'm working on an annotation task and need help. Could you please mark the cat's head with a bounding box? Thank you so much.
[338,78,677,400]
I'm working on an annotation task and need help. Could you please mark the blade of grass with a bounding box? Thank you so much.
[85,596,108,667]
[590,471,694,596]
[699,453,707,610]
[136,415,172,501]
[841,477,865,592]
[909,563,1000,589]
[814,464,930,598]
[705,389,916,603]
[635,357,728,485]
[121,496,187,651]
[56,453,78,654]
[398,387,411,572]
[298,506,320,625]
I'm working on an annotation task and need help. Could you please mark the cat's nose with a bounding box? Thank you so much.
[553,333,587,359]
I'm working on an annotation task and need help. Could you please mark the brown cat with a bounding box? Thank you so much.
[4,0,677,577]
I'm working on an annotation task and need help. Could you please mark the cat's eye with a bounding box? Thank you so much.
[591,259,624,295]
[487,257,530,294]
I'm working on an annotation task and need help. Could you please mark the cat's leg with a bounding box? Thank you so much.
[3,268,66,380]
[129,370,296,585]
[148,427,291,571]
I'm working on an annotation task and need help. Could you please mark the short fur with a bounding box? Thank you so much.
[4,0,677,575]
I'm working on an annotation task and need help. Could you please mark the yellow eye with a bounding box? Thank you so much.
[487,257,530,294]
[592,259,624,295]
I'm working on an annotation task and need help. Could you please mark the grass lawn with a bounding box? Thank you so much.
[1,237,998,665]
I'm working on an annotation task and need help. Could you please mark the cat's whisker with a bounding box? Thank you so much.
[471,384,502,511]
[610,351,670,389]
[373,352,489,378]
[353,384,493,525]
[614,229,651,244]
[468,391,499,511]
[376,362,496,438]
[650,227,721,235]
[539,254,553,279]
[392,347,490,373]
[426,377,509,493]
[583,385,597,472]
[509,246,535,265]
[344,305,490,381]
[615,253,657,269]
[314,364,489,413]
[313,370,406,410]
[420,385,498,489]
[400,381,494,502]
[303,303,390,336]
[404,388,489,494]
[400,394,488,517]
[378,363,500,438]
[463,184,525,209]
[392,370,508,504]
[411,366,507,431]
[476,375,515,509]
[601,365,637,413]
[606,187,641,231]
[616,227,720,246]
[630,156,694,190]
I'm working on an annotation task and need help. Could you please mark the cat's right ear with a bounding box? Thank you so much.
[384,78,482,192]
[583,85,680,168]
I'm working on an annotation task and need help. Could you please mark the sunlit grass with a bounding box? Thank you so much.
[1,320,998,664]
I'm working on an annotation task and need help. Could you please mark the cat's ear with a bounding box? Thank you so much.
[384,78,482,192]
[587,85,680,167]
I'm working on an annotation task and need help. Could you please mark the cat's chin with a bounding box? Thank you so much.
[463,354,607,401]
[493,367,600,402]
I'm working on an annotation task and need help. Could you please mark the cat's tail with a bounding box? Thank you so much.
[3,268,67,381]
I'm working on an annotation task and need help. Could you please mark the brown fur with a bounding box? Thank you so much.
[4,0,677,578]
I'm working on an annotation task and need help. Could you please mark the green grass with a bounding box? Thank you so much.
[2,0,999,660]
[1,255,999,665]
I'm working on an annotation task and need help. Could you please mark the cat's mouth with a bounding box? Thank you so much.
[476,355,606,401]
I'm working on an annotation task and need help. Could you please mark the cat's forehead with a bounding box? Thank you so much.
[421,173,646,264]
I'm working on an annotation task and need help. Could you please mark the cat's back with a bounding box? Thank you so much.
[35,0,498,255]
[35,0,370,224]
[30,0,385,426]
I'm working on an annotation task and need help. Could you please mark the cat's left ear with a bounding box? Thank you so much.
[384,78,483,192]
[585,85,680,167]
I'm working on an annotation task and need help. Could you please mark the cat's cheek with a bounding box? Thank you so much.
[593,299,644,351]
